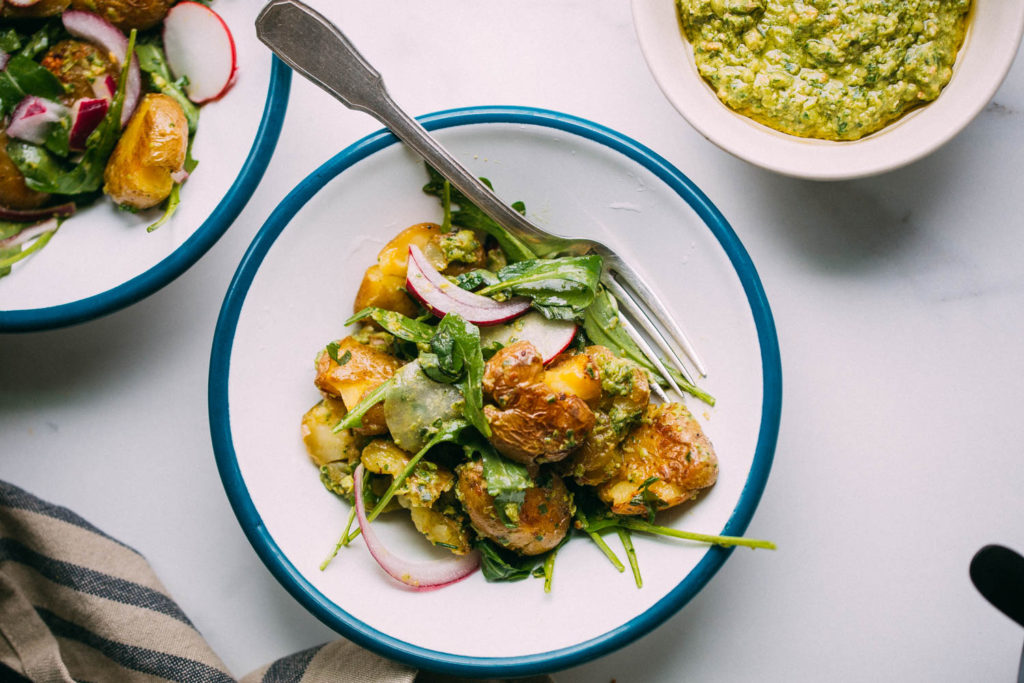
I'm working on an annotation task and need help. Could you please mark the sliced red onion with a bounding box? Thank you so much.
[352,465,479,591]
[406,245,531,325]
[62,10,141,126]
[0,218,58,250]
[0,202,75,222]
[91,74,116,102]
[68,98,110,150]
[6,96,69,145]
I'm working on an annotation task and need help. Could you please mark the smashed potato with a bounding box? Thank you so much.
[103,94,187,210]
[71,0,175,30]
[301,397,363,467]
[314,336,402,435]
[361,438,454,509]
[0,134,50,210]
[2,0,70,18]
[598,403,718,516]
[482,341,595,466]
[456,460,572,556]
[353,265,420,318]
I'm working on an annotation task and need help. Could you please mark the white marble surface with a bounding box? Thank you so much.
[3,2,1024,681]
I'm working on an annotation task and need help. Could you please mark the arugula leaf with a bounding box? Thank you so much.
[422,165,536,263]
[453,268,499,291]
[0,29,22,54]
[583,285,716,406]
[134,41,199,134]
[18,22,64,60]
[476,539,543,582]
[476,254,603,321]
[347,307,434,345]
[0,55,65,117]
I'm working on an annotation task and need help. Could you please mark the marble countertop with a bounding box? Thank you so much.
[3,2,1023,680]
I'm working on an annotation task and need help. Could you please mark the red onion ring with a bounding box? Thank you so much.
[6,96,69,145]
[406,245,531,325]
[0,203,75,223]
[0,218,58,250]
[62,10,141,126]
[353,464,479,591]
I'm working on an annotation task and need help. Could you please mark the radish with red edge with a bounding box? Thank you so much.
[480,311,577,364]
[163,1,237,104]
[406,245,531,325]
[62,10,141,126]
[6,96,68,145]
[352,465,479,591]
[91,74,116,102]
[68,98,109,151]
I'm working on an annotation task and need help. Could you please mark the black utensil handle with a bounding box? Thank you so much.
[970,544,1024,628]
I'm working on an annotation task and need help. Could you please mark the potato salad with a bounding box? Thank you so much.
[303,167,774,592]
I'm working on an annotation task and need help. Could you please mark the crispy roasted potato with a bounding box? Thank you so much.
[103,94,187,210]
[482,341,595,465]
[2,0,70,18]
[0,134,50,209]
[455,460,572,555]
[361,438,454,509]
[585,345,650,429]
[300,397,362,467]
[542,352,602,405]
[377,222,442,277]
[598,403,718,516]
[40,39,118,102]
[564,412,623,486]
[71,0,174,30]
[314,336,402,435]
[352,265,420,318]
[408,506,473,555]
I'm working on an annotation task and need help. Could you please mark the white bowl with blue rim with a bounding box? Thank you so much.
[209,106,781,677]
[0,3,291,332]
[632,0,1024,180]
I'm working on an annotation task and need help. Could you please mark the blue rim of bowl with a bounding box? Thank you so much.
[0,58,292,333]
[209,105,781,678]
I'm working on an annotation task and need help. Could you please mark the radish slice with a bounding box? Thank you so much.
[0,203,75,223]
[62,9,141,126]
[406,245,531,325]
[0,219,58,250]
[352,465,479,591]
[6,96,68,145]
[162,1,237,104]
[68,98,109,150]
[91,74,116,102]
[480,311,577,363]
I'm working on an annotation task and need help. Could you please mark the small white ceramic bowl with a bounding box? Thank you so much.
[632,0,1024,180]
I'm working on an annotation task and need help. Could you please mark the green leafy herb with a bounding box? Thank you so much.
[134,41,200,134]
[0,55,65,116]
[470,437,532,528]
[617,528,641,588]
[476,538,543,582]
[417,313,490,437]
[422,165,536,263]
[476,254,603,321]
[453,268,499,291]
[347,307,435,345]
[583,285,715,406]
[629,476,663,523]
[0,29,22,54]
[18,22,63,61]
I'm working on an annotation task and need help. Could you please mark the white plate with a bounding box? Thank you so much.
[632,0,1024,180]
[209,107,780,677]
[0,2,290,331]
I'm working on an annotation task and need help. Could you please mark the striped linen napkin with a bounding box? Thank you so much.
[0,481,553,683]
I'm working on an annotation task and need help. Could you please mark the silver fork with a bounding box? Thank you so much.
[255,0,707,397]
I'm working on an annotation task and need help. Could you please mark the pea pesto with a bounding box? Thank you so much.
[676,0,972,140]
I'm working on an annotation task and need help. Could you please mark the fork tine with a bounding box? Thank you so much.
[603,254,708,377]
[616,311,687,400]
[602,273,695,386]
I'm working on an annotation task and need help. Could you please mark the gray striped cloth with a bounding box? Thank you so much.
[0,481,553,683]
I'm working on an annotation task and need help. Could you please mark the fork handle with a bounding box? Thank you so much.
[256,0,572,256]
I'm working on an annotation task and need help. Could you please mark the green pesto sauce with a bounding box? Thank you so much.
[676,0,971,140]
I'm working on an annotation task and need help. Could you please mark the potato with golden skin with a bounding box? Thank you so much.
[103,94,187,210]
[2,0,70,18]
[408,506,472,555]
[455,460,572,556]
[353,265,420,318]
[313,336,402,436]
[71,0,174,30]
[0,134,50,210]
[300,397,363,467]
[598,403,718,516]
[482,341,595,466]
[361,438,454,509]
